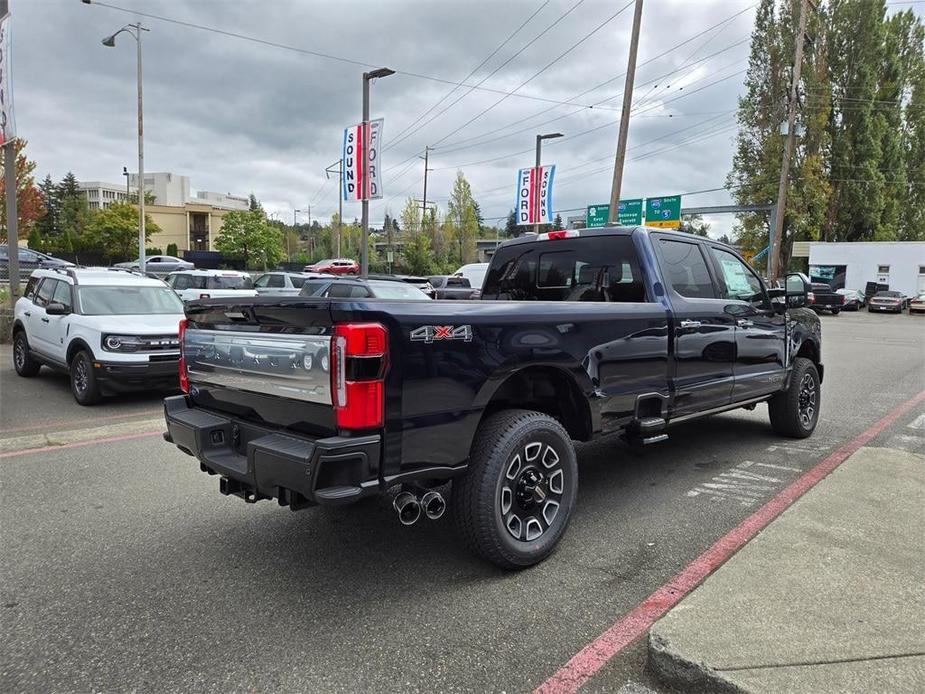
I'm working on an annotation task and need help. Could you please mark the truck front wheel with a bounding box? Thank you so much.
[452,409,578,569]
[768,357,820,438]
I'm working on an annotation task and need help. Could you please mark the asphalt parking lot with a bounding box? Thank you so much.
[1,310,923,693]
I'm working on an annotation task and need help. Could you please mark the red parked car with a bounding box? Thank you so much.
[304,258,359,275]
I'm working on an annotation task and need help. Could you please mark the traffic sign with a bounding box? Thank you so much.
[645,195,681,228]
[617,198,643,225]
[586,199,643,228]
[586,204,609,228]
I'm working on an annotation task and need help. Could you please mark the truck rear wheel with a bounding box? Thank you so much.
[768,357,820,438]
[451,409,578,569]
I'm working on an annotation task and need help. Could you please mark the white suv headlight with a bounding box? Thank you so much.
[102,334,146,352]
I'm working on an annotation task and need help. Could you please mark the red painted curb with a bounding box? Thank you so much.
[534,390,925,694]
[0,430,162,459]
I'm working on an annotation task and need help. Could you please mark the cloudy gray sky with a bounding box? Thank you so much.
[14,0,922,238]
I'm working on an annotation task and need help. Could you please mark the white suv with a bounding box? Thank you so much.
[165,269,258,302]
[12,268,185,405]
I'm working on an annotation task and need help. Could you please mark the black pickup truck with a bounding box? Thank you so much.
[163,227,823,568]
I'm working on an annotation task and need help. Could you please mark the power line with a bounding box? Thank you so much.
[86,0,623,111]
[385,1,552,150]
[429,0,637,148]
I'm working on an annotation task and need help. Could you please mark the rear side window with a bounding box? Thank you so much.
[481,235,646,302]
[658,240,715,299]
[447,277,470,288]
[267,275,285,288]
[207,275,253,289]
[289,276,308,288]
[327,283,370,298]
[34,279,57,307]
[23,276,40,300]
[299,281,330,296]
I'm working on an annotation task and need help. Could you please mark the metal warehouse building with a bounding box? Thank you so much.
[799,242,925,297]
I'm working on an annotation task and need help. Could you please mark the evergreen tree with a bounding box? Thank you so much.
[903,15,925,240]
[553,213,564,230]
[248,193,264,214]
[505,209,517,237]
[36,175,59,238]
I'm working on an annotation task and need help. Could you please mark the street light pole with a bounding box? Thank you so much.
[100,21,149,272]
[123,166,129,199]
[534,132,564,234]
[291,208,300,264]
[361,67,394,277]
[325,159,344,257]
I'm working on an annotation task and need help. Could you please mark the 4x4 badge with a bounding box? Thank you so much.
[410,325,473,343]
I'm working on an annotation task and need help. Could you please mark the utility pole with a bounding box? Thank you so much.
[325,159,343,257]
[607,0,644,225]
[769,0,809,282]
[291,208,300,264]
[4,141,19,306]
[420,146,432,222]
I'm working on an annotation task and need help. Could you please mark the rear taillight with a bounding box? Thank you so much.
[178,318,189,393]
[331,322,388,430]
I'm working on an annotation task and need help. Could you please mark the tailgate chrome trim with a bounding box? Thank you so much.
[185,329,332,404]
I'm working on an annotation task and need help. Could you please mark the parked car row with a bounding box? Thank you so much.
[807,285,922,315]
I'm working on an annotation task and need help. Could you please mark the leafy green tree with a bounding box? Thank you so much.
[401,232,434,275]
[504,209,517,237]
[553,213,564,230]
[0,139,47,240]
[36,175,59,238]
[27,227,44,251]
[400,197,420,237]
[216,209,283,269]
[680,214,711,237]
[166,242,179,257]
[903,16,925,240]
[447,172,479,264]
[84,202,159,261]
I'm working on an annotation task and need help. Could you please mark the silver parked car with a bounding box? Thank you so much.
[253,271,328,296]
[115,255,194,275]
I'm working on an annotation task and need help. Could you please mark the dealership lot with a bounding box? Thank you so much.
[1,310,923,693]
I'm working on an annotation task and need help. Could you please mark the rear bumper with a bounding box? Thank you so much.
[163,395,381,508]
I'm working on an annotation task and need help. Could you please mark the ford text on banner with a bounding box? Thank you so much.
[0,7,15,146]
[515,165,555,225]
[342,118,384,202]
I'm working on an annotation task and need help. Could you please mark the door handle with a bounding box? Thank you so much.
[737,319,754,328]
[41,317,50,323]
[24,311,31,317]
[679,320,702,329]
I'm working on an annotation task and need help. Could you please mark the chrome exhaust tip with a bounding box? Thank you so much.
[393,491,421,526]
[421,490,446,520]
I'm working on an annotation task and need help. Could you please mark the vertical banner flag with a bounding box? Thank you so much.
[515,165,556,225]
[0,4,15,146]
[342,118,384,201]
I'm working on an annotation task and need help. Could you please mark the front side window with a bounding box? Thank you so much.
[253,274,270,288]
[52,281,73,310]
[78,286,184,315]
[657,239,715,299]
[710,247,765,304]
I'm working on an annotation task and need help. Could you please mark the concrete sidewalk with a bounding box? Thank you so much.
[647,446,925,693]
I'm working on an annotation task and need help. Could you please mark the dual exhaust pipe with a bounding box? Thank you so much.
[393,489,446,525]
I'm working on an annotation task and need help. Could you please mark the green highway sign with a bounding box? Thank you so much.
[645,195,682,228]
[586,199,644,228]
[617,198,643,225]
[586,204,609,228]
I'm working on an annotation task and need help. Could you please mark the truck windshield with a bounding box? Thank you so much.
[78,286,184,315]
[481,235,646,302]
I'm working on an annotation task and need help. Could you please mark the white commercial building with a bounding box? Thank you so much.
[78,180,135,210]
[128,171,191,207]
[193,190,248,211]
[807,242,925,297]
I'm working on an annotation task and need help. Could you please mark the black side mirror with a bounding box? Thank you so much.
[785,273,810,308]
[45,302,70,316]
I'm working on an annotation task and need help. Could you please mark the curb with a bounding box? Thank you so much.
[647,632,745,693]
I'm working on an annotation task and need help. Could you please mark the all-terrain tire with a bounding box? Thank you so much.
[13,330,41,377]
[451,409,578,570]
[70,350,102,405]
[768,357,820,438]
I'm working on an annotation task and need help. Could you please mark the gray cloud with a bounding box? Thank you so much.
[14,0,922,239]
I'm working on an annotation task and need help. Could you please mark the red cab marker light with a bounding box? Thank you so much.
[539,230,579,241]
[178,318,189,394]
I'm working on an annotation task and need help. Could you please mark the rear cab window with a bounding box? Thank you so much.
[481,234,647,302]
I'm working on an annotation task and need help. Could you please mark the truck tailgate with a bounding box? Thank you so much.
[183,298,336,436]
